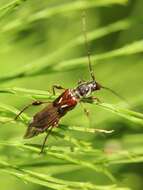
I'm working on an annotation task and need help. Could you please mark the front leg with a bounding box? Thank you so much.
[80,96,101,122]
[80,97,114,134]
[80,102,90,119]
[80,102,92,128]
[81,96,101,104]
[77,79,86,85]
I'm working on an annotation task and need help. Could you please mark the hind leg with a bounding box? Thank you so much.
[40,124,58,154]
[15,101,49,120]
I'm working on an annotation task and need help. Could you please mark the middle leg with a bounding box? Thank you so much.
[52,85,65,95]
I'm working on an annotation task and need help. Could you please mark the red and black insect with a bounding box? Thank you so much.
[15,12,124,153]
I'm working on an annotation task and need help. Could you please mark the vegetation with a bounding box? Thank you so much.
[0,0,143,190]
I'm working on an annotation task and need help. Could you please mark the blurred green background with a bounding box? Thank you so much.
[0,0,143,190]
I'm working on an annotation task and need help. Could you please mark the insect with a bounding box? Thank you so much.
[15,11,125,153]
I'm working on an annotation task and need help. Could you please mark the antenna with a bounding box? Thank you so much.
[101,85,129,105]
[81,11,128,105]
[82,11,95,81]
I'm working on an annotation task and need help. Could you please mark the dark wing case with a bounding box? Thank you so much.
[24,103,60,138]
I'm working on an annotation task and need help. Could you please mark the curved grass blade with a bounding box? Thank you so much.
[0,88,143,127]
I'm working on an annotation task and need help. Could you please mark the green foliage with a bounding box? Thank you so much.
[0,0,143,190]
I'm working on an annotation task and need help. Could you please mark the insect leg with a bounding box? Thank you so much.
[81,97,114,134]
[77,79,86,85]
[15,100,49,120]
[80,102,92,127]
[52,85,65,95]
[81,96,101,104]
[40,125,55,154]
[80,96,102,122]
[80,102,90,119]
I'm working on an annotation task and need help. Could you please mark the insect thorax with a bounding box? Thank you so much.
[74,81,101,99]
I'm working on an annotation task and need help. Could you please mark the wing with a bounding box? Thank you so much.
[24,90,78,139]
[24,103,60,138]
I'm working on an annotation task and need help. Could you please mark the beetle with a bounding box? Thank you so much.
[15,11,125,153]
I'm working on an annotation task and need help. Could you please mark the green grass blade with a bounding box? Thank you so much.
[98,102,143,126]
[1,0,128,32]
[0,88,143,126]
[0,0,26,19]
[0,19,130,83]
[55,40,143,71]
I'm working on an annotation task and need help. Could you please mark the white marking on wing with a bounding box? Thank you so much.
[61,104,68,108]
[58,97,63,103]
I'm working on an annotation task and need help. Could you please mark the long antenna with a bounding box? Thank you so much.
[101,85,129,105]
[82,11,95,81]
